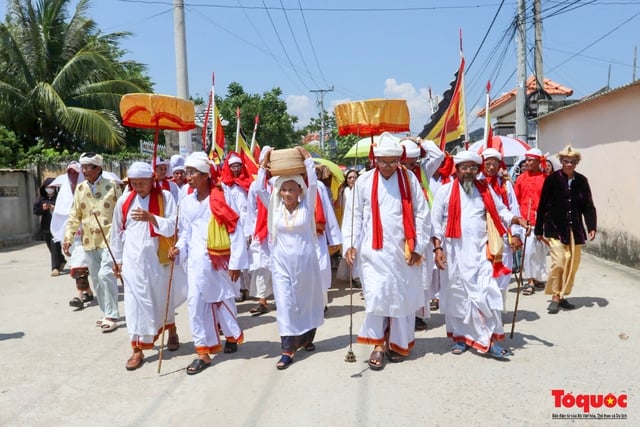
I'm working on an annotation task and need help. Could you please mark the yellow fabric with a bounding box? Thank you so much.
[207,216,231,258]
[334,99,410,137]
[424,78,467,144]
[155,191,173,265]
[545,234,582,298]
[486,212,505,260]
[120,93,196,131]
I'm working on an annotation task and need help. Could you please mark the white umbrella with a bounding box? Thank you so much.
[468,135,531,158]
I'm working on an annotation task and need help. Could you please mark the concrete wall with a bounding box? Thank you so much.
[537,83,640,268]
[0,170,40,247]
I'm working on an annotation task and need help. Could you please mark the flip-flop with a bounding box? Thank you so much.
[249,303,269,315]
[368,350,385,371]
[223,341,238,354]
[125,353,145,371]
[522,285,535,296]
[386,350,405,363]
[68,297,84,309]
[451,342,468,355]
[303,343,316,352]
[186,358,211,375]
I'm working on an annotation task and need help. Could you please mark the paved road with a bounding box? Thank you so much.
[0,243,638,426]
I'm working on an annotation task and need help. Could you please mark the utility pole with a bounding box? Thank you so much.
[515,0,528,143]
[174,0,191,156]
[534,0,545,115]
[310,86,334,151]
[633,46,637,82]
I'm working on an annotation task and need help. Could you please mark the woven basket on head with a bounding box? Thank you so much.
[269,148,306,176]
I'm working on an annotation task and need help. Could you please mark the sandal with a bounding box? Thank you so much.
[125,352,145,371]
[223,341,238,354]
[415,317,427,331]
[522,285,535,296]
[386,350,405,363]
[100,318,118,333]
[95,317,105,327]
[68,297,84,309]
[249,303,269,315]
[451,342,469,355]
[303,342,316,352]
[276,354,294,370]
[548,300,560,314]
[368,350,385,371]
[186,358,211,375]
[82,292,94,303]
[167,334,180,351]
[429,299,439,311]
[559,299,575,310]
[486,344,511,359]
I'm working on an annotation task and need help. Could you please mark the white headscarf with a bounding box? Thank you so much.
[454,150,482,165]
[127,162,154,179]
[185,152,213,175]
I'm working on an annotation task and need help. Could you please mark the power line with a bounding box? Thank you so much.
[297,0,330,88]
[277,0,319,89]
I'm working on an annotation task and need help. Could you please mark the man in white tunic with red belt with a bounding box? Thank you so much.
[169,152,248,375]
[431,151,528,359]
[343,132,428,371]
[110,162,178,370]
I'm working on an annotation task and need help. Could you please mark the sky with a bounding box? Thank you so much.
[3,0,640,135]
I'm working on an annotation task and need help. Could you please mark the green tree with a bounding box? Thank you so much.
[0,125,21,167]
[216,82,299,151]
[0,0,151,156]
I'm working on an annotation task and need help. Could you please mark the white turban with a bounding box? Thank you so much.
[525,148,543,159]
[401,139,421,158]
[155,156,170,166]
[66,161,81,173]
[373,132,403,157]
[228,154,242,165]
[170,154,185,171]
[454,150,482,165]
[185,152,212,175]
[79,152,103,167]
[482,148,503,160]
[127,162,153,179]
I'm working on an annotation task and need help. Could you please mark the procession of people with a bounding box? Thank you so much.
[43,139,596,373]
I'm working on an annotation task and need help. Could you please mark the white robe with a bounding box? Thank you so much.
[110,190,177,341]
[256,158,324,336]
[49,172,84,243]
[316,181,343,292]
[431,181,515,351]
[342,168,428,318]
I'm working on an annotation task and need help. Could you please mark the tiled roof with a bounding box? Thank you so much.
[477,76,573,116]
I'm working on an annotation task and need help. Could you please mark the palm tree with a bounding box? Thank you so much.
[0,0,150,152]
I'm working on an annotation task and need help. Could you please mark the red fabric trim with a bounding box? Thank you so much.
[220,151,252,192]
[315,193,326,235]
[121,187,164,237]
[445,178,507,238]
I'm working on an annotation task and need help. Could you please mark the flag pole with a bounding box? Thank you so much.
[235,107,241,153]
[250,114,259,153]
[483,80,492,151]
[211,73,217,156]
[459,29,469,144]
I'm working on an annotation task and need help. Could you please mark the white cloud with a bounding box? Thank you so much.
[384,78,430,135]
[286,95,315,129]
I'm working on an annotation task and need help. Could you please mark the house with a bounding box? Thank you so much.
[477,76,574,144]
[536,80,640,269]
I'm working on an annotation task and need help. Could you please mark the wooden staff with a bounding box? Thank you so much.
[93,212,125,289]
[510,200,531,338]
[157,204,180,374]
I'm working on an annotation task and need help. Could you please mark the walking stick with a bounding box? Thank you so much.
[510,200,531,338]
[158,204,180,374]
[93,212,125,289]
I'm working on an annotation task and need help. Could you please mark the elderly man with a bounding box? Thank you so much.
[343,132,428,371]
[480,148,524,305]
[170,154,187,188]
[431,150,528,359]
[155,157,180,201]
[63,153,122,332]
[169,152,248,375]
[535,145,597,314]
[514,148,549,295]
[110,162,179,370]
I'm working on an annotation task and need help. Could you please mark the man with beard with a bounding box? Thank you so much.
[431,151,528,359]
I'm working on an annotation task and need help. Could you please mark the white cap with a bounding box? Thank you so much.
[373,132,403,157]
[454,150,482,165]
[482,148,502,160]
[170,154,185,171]
[155,157,170,166]
[525,148,543,159]
[185,152,212,175]
[228,154,242,165]
[400,139,420,158]
[79,152,103,167]
[127,162,154,179]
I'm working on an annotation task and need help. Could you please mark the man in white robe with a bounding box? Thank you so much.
[315,174,342,311]
[343,132,428,371]
[431,151,528,360]
[110,162,178,370]
[169,152,248,375]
